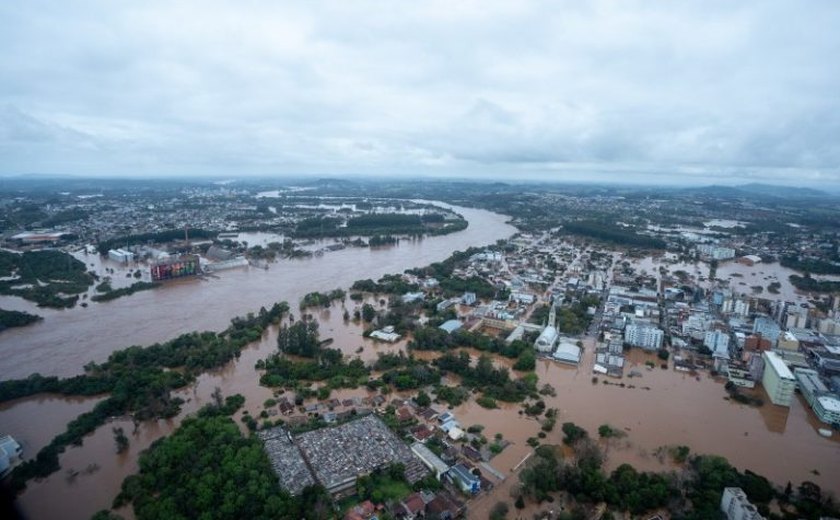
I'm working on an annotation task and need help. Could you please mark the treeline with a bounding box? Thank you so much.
[0,249,93,308]
[351,274,420,294]
[97,228,216,254]
[434,350,537,402]
[782,255,840,276]
[409,325,531,359]
[2,301,290,492]
[90,281,160,302]
[0,308,42,331]
[562,220,667,249]
[299,288,346,309]
[294,213,467,238]
[518,424,840,519]
[789,274,840,293]
[112,397,320,520]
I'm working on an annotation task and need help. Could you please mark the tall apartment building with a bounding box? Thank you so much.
[624,323,664,351]
[761,351,795,406]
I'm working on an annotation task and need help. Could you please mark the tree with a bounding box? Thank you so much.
[514,495,525,509]
[513,349,536,371]
[362,303,376,323]
[415,390,432,408]
[112,427,129,454]
[489,501,509,520]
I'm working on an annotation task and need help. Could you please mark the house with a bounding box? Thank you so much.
[411,424,435,443]
[447,464,480,495]
[426,491,465,520]
[420,408,439,422]
[394,492,426,519]
[344,500,378,520]
[461,445,482,462]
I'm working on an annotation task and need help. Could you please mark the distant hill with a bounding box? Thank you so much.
[678,183,828,199]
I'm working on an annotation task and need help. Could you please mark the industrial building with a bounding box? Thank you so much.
[721,487,765,520]
[108,248,134,263]
[150,254,200,281]
[761,351,795,406]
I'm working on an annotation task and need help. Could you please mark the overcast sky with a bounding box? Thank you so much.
[1,1,839,185]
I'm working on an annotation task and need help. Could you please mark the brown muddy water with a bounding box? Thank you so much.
[0,203,514,519]
[2,205,839,519]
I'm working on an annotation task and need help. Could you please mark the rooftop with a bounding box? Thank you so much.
[763,350,794,381]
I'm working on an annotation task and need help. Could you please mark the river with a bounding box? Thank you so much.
[0,202,515,519]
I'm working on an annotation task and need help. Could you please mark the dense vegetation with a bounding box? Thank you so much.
[294,212,467,238]
[562,220,667,249]
[1,301,289,492]
[435,350,537,402]
[781,255,840,275]
[90,281,160,302]
[113,398,314,520]
[789,274,840,293]
[299,288,346,309]
[0,308,42,331]
[97,228,216,254]
[0,249,94,308]
[518,425,840,519]
[351,274,420,295]
[409,325,531,359]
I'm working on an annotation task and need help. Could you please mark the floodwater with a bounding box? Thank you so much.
[0,203,515,519]
[3,203,840,519]
[0,203,513,381]
[457,345,840,517]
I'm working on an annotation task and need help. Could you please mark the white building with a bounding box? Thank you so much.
[761,351,795,406]
[411,442,449,479]
[461,292,477,306]
[108,248,134,263]
[698,244,736,260]
[624,323,664,351]
[721,487,764,520]
[704,330,731,358]
[553,341,582,365]
[535,303,559,353]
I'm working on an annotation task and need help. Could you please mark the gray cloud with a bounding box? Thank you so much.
[1,0,839,185]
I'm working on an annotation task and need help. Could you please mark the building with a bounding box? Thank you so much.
[704,330,731,357]
[402,292,425,304]
[0,435,22,478]
[553,341,582,365]
[108,248,134,263]
[370,326,401,342]
[624,323,664,351]
[411,442,450,479]
[438,320,463,334]
[761,351,795,406]
[736,255,763,266]
[777,331,800,352]
[794,368,840,425]
[461,292,477,306]
[151,254,200,281]
[534,303,559,353]
[721,487,765,520]
[698,244,736,261]
[753,316,781,345]
[447,463,480,495]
